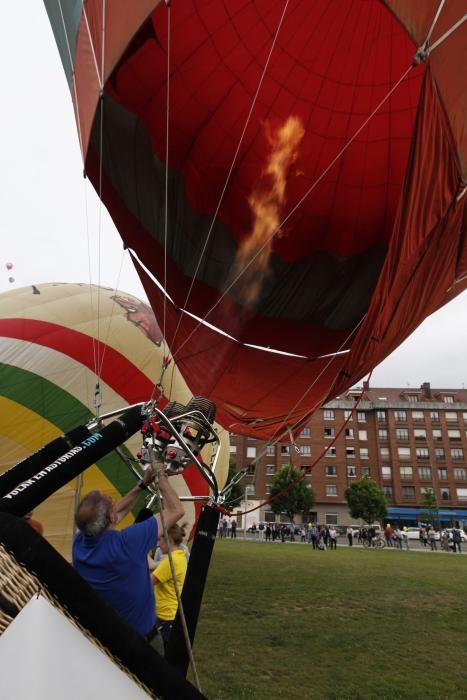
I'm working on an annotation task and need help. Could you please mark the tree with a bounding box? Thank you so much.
[345,476,387,525]
[223,458,245,510]
[419,488,440,529]
[269,465,315,521]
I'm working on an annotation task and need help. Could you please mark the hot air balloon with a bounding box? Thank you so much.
[0,283,229,557]
[43,1,467,440]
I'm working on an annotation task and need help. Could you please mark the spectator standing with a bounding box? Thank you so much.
[402,527,410,550]
[384,523,393,547]
[265,524,272,542]
[428,526,437,551]
[310,525,318,550]
[393,527,403,549]
[451,527,462,553]
[329,526,337,550]
[346,526,353,547]
[230,519,237,539]
[420,526,428,548]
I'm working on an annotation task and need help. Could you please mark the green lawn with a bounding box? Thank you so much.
[191,541,467,699]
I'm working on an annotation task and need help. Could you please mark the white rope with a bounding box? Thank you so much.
[163,3,171,375]
[82,5,103,90]
[169,0,291,352]
[170,62,414,363]
[429,12,467,54]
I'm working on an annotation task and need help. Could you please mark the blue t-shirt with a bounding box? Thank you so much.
[72,517,158,636]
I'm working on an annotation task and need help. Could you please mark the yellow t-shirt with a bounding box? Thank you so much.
[154,549,187,621]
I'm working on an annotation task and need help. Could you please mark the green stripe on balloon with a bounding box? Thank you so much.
[0,363,139,498]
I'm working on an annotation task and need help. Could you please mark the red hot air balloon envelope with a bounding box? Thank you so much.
[44,1,467,440]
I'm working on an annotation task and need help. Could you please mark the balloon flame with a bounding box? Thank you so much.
[233,116,304,308]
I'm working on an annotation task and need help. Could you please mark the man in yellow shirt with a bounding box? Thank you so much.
[152,522,188,647]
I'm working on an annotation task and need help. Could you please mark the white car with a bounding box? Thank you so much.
[403,527,441,540]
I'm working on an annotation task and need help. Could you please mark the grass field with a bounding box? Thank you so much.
[191,541,467,700]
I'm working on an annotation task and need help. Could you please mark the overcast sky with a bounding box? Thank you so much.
[1,3,466,391]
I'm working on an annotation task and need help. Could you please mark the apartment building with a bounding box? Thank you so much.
[229,382,467,528]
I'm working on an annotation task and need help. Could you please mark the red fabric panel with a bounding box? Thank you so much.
[332,67,467,399]
[111,0,421,259]
[73,1,161,157]
[384,0,467,177]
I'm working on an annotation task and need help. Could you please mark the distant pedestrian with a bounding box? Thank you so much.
[420,526,428,548]
[265,524,272,542]
[329,526,337,550]
[230,519,237,539]
[347,526,353,547]
[428,526,437,551]
[402,527,410,550]
[451,528,462,553]
[384,523,393,547]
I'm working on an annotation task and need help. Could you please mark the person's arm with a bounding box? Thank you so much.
[114,467,155,524]
[155,469,185,532]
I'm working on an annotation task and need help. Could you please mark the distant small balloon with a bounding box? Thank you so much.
[8,277,14,283]
[6,262,13,270]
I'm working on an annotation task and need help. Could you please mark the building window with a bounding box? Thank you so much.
[325,465,337,477]
[326,446,337,457]
[443,395,454,404]
[300,427,311,438]
[265,484,272,495]
[360,448,369,460]
[326,485,338,496]
[435,448,445,460]
[414,429,426,440]
[266,445,275,456]
[345,427,354,439]
[247,446,257,459]
[398,447,411,460]
[396,428,409,441]
[448,429,461,441]
[395,410,407,422]
[324,409,335,420]
[411,410,424,423]
[377,410,386,422]
[247,464,256,475]
[420,487,434,497]
[456,488,467,501]
[325,513,338,524]
[280,445,290,456]
[383,485,393,498]
[407,394,418,403]
[300,445,311,456]
[360,467,370,476]
[302,465,312,474]
[438,468,448,481]
[347,466,357,478]
[266,464,276,475]
[229,445,237,453]
[463,412,467,422]
[454,468,467,480]
[402,486,416,498]
[430,411,440,423]
[378,429,388,441]
[346,447,356,458]
[380,447,390,459]
[381,466,392,479]
[344,410,353,421]
[357,412,366,422]
[416,447,429,459]
[324,427,335,439]
[418,466,432,480]
[358,430,368,441]
[400,466,413,480]
[432,429,442,441]
[445,411,458,422]
[440,488,450,500]
[451,448,464,461]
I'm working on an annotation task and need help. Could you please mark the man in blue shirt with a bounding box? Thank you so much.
[73,464,184,654]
